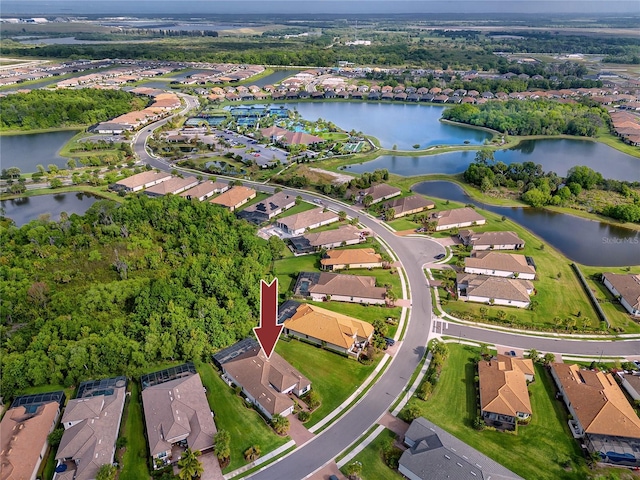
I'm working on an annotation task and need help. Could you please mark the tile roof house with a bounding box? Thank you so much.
[259,126,324,146]
[399,417,487,480]
[458,230,525,251]
[144,176,199,197]
[219,340,310,420]
[456,273,534,308]
[300,224,367,250]
[320,248,383,271]
[464,251,536,280]
[141,370,216,468]
[428,207,486,231]
[179,181,229,201]
[550,363,640,466]
[283,303,374,357]
[55,377,127,480]
[1,392,64,480]
[276,207,339,235]
[210,186,256,212]
[112,170,172,193]
[294,271,387,305]
[359,184,402,205]
[618,372,640,402]
[382,194,435,219]
[602,273,640,317]
[236,191,296,224]
[478,355,534,431]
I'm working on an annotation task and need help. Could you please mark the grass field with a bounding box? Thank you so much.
[340,428,403,480]
[400,344,590,480]
[119,381,150,480]
[198,362,289,473]
[276,337,377,427]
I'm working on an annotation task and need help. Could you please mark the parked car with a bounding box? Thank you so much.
[434,253,445,260]
[384,337,396,347]
[313,199,323,205]
[329,476,339,480]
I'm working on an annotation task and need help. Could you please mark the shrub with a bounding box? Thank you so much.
[417,381,433,401]
[244,445,261,462]
[298,410,311,422]
[473,416,485,431]
[383,443,403,469]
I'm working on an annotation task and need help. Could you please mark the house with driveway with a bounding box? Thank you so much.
[294,271,387,304]
[54,377,127,480]
[428,207,486,231]
[550,363,640,467]
[237,191,296,224]
[464,251,536,280]
[602,272,640,317]
[289,224,366,253]
[141,363,217,469]
[283,303,374,357]
[215,339,310,420]
[382,194,435,219]
[456,273,534,308]
[210,185,256,211]
[320,248,383,271]
[276,207,339,235]
[458,230,525,250]
[478,355,534,431]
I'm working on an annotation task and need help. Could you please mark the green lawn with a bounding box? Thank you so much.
[276,338,377,427]
[272,200,317,220]
[340,428,403,480]
[274,255,321,297]
[386,217,420,231]
[400,344,589,480]
[119,381,150,480]
[198,362,289,473]
[307,300,402,337]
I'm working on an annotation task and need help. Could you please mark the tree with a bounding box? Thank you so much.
[417,381,433,400]
[338,210,347,221]
[214,430,231,464]
[344,461,363,480]
[496,310,507,321]
[271,413,290,435]
[48,427,64,448]
[385,207,396,220]
[304,390,320,410]
[479,306,488,319]
[543,352,556,365]
[96,464,117,480]
[6,166,21,179]
[49,178,63,189]
[362,194,374,207]
[177,448,203,480]
[66,159,77,170]
[527,349,540,363]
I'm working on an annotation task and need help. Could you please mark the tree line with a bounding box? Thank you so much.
[0,195,274,398]
[442,100,609,137]
[0,89,146,131]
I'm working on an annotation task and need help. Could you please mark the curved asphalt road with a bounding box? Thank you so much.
[134,97,640,479]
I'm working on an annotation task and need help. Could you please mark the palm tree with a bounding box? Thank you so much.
[178,448,203,480]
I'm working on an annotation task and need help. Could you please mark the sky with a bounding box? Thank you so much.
[2,0,639,16]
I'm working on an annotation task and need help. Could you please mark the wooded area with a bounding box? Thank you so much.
[442,100,609,136]
[0,195,274,397]
[0,89,146,130]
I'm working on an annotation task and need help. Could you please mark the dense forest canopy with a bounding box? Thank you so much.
[0,89,147,130]
[442,100,609,137]
[0,195,273,398]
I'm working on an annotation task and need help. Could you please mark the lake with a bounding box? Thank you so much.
[1,130,78,173]
[1,192,100,227]
[288,102,493,149]
[348,138,640,181]
[252,70,301,88]
[412,181,640,267]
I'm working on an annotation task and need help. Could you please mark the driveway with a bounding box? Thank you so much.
[199,451,224,480]
[287,414,315,446]
[309,462,345,480]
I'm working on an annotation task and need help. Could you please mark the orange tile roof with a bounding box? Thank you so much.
[320,248,382,268]
[479,355,533,417]
[210,186,256,209]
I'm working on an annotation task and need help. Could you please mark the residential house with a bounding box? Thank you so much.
[1,391,65,480]
[456,273,534,308]
[179,181,229,201]
[217,339,310,420]
[141,364,216,468]
[276,207,339,235]
[259,126,324,146]
[382,194,435,219]
[458,230,525,250]
[144,176,199,197]
[464,251,536,280]
[55,377,127,480]
[478,355,534,431]
[428,207,486,231]
[294,271,387,305]
[289,224,366,254]
[618,371,640,402]
[359,183,402,205]
[210,186,256,212]
[320,248,383,271]
[283,303,374,357]
[602,273,640,317]
[111,170,172,193]
[399,417,487,480]
[237,191,296,224]
[550,363,640,466]
[93,122,132,134]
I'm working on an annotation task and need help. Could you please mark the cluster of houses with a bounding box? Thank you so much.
[610,110,640,146]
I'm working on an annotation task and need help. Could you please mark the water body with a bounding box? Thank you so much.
[349,139,640,181]
[288,102,493,149]
[1,192,100,227]
[252,70,300,88]
[19,36,139,45]
[1,130,78,173]
[412,181,640,266]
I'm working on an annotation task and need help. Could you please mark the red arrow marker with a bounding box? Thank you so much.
[253,279,282,359]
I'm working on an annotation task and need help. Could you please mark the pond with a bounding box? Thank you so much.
[412,181,640,267]
[347,138,640,181]
[252,69,301,88]
[287,102,493,149]
[1,192,100,227]
[1,130,79,173]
